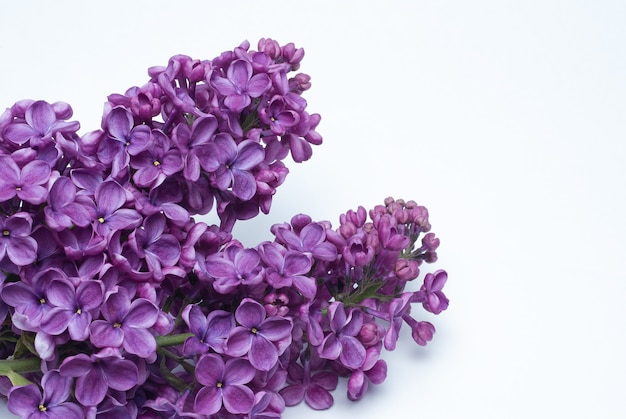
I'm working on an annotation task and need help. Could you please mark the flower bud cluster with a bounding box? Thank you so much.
[0,40,448,418]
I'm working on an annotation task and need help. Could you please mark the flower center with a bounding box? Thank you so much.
[98,217,106,223]
[38,404,47,412]
[2,230,9,236]
[216,382,223,388]
[15,186,22,191]
[153,160,161,166]
[76,308,82,314]
[251,327,258,334]
[39,298,46,304]
[113,322,122,328]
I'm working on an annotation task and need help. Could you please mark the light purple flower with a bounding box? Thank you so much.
[194,353,255,416]
[212,59,271,112]
[318,302,366,369]
[0,156,51,205]
[89,289,158,358]
[59,352,139,407]
[225,298,293,371]
[7,370,83,418]
[0,212,38,266]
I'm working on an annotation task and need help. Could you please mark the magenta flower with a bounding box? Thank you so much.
[273,221,337,262]
[59,352,139,407]
[0,156,51,205]
[225,298,293,371]
[259,242,316,298]
[258,96,300,136]
[7,370,83,418]
[212,59,271,112]
[194,353,256,416]
[2,100,79,147]
[318,302,366,369]
[171,115,218,182]
[181,304,234,355]
[130,129,183,188]
[89,289,159,358]
[0,212,38,266]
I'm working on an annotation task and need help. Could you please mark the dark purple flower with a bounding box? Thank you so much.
[318,302,366,369]
[55,225,107,260]
[225,298,292,371]
[347,344,387,401]
[59,352,139,406]
[0,212,38,266]
[194,353,255,416]
[89,289,158,358]
[258,96,300,136]
[7,370,83,418]
[181,304,234,355]
[2,100,79,147]
[273,221,337,262]
[211,59,271,112]
[0,156,51,205]
[40,278,104,341]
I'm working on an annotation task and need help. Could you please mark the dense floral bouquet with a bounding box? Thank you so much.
[0,39,448,418]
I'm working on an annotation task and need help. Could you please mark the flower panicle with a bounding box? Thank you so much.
[0,39,448,419]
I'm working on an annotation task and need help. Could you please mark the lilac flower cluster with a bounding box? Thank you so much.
[0,39,448,418]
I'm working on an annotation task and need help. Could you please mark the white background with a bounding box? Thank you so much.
[1,1,626,417]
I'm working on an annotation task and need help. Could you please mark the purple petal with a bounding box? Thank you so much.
[124,298,158,328]
[106,107,132,142]
[42,370,72,405]
[258,317,292,341]
[246,73,271,98]
[89,320,124,348]
[224,327,252,357]
[67,313,91,341]
[7,385,41,416]
[95,181,126,214]
[76,281,104,311]
[304,384,334,410]
[46,279,75,307]
[6,236,38,266]
[231,169,257,200]
[122,326,156,358]
[338,336,366,369]
[20,160,51,185]
[222,384,255,414]
[234,141,264,171]
[280,385,305,406]
[59,354,92,377]
[40,307,72,335]
[227,60,252,89]
[224,94,251,112]
[235,299,266,329]
[26,101,56,134]
[223,358,256,385]
[182,304,208,337]
[311,371,339,391]
[195,353,224,386]
[318,335,341,361]
[212,76,236,96]
[101,357,138,391]
[3,124,37,145]
[101,291,130,322]
[75,370,107,406]
[194,386,222,416]
[248,335,279,371]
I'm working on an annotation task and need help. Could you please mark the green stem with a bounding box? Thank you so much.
[155,332,194,348]
[0,357,40,375]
